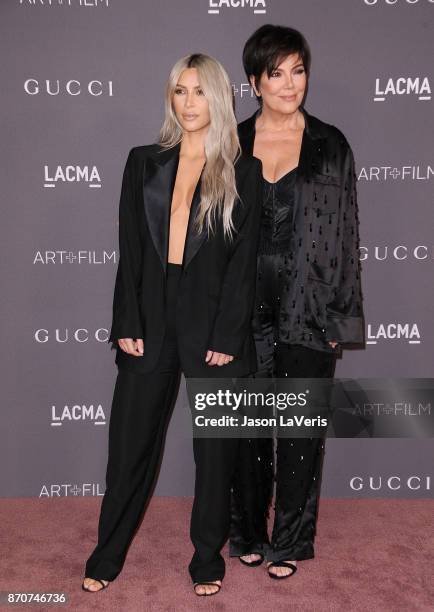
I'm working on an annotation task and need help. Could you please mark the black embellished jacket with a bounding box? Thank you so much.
[238,107,365,351]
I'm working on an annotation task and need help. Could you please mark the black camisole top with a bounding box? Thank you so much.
[258,167,297,255]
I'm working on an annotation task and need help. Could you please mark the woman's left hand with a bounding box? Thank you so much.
[328,341,339,349]
[205,350,234,366]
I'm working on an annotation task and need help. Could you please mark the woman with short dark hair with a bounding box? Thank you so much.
[230,24,364,579]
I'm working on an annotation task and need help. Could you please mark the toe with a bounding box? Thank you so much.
[241,553,262,564]
[83,578,108,591]
[194,580,221,596]
[205,581,221,595]
[84,579,99,591]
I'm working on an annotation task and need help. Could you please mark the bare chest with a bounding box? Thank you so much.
[254,130,303,184]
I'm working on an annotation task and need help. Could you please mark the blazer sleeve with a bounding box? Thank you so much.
[325,142,365,344]
[108,147,144,345]
[207,160,262,357]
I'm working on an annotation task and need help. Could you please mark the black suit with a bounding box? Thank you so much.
[84,143,262,584]
[109,142,262,376]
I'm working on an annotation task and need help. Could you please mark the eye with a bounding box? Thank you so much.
[270,70,281,78]
[196,88,205,96]
[174,88,185,95]
[295,67,305,75]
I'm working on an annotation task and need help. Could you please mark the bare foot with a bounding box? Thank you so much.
[194,580,222,596]
[267,560,297,578]
[240,554,263,564]
[82,577,109,592]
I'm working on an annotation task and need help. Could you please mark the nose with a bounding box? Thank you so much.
[283,72,295,89]
[185,91,196,108]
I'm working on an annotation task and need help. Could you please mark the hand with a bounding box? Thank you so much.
[205,350,234,366]
[118,338,144,356]
[328,341,339,349]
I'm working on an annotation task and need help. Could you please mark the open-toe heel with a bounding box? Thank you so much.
[82,578,110,592]
[239,553,264,567]
[193,581,222,596]
[267,561,297,579]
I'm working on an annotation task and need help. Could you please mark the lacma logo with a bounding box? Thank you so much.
[208,0,266,14]
[374,77,431,101]
[51,404,106,426]
[367,323,421,345]
[44,165,101,188]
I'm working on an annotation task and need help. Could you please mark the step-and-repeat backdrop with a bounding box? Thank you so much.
[1,0,433,499]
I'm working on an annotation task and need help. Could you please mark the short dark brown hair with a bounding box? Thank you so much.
[242,24,311,105]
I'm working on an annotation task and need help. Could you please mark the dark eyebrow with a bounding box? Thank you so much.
[273,62,305,71]
[175,83,202,88]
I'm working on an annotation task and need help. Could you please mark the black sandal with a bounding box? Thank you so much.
[193,581,222,596]
[239,553,264,567]
[82,577,110,592]
[267,561,297,579]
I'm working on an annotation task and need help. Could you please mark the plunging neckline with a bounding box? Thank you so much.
[252,108,304,186]
[263,166,298,186]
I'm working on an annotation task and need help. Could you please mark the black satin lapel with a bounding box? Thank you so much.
[298,106,323,179]
[297,125,322,181]
[183,176,206,270]
[238,111,257,156]
[143,154,179,272]
[182,156,254,269]
[235,155,255,198]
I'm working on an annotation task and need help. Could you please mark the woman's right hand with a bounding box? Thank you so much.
[118,338,144,356]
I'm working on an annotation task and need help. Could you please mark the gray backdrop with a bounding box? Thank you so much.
[1,0,433,499]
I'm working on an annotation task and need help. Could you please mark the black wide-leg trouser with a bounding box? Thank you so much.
[85,263,238,583]
[230,343,337,562]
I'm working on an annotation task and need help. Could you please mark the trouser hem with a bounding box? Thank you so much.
[189,567,225,583]
[84,561,121,583]
[266,546,314,563]
[229,541,269,557]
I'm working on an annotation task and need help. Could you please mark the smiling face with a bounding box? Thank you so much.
[251,53,307,114]
[172,67,211,134]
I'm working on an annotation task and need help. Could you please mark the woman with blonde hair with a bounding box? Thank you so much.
[81,53,262,596]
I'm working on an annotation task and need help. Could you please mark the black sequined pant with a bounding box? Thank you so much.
[230,253,337,562]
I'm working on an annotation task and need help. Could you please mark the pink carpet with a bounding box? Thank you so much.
[1,497,433,611]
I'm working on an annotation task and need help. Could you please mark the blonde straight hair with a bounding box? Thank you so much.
[159,53,241,240]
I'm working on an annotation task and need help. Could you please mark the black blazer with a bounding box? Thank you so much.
[238,106,365,349]
[108,143,263,377]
